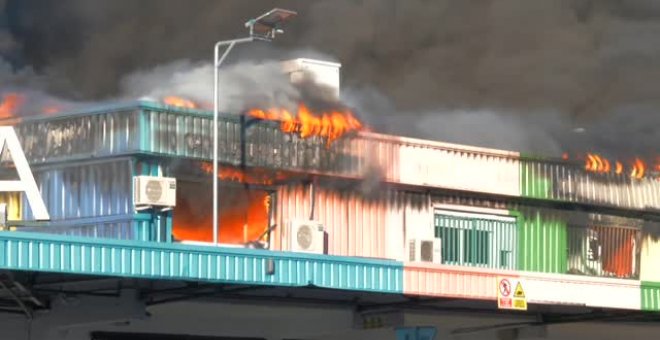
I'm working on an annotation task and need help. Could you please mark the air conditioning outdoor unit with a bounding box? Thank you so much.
[133,176,177,209]
[407,239,442,264]
[290,220,326,254]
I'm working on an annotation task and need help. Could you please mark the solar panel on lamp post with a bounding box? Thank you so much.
[212,8,297,246]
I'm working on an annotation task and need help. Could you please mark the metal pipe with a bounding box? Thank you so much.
[309,180,317,221]
[213,37,255,246]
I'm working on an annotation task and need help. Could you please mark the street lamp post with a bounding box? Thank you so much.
[212,8,297,246]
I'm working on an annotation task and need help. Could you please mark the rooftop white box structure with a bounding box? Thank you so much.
[281,58,341,100]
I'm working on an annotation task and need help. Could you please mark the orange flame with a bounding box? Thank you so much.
[565,152,655,179]
[615,161,623,175]
[247,103,364,145]
[0,93,24,119]
[585,153,610,173]
[163,96,198,109]
[630,158,646,180]
[198,162,287,186]
[172,185,269,244]
[42,105,61,115]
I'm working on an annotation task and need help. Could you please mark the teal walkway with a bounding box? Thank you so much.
[0,231,403,294]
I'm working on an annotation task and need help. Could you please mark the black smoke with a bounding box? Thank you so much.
[2,0,660,158]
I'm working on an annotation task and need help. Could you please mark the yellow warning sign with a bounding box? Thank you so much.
[497,277,527,311]
[514,282,525,298]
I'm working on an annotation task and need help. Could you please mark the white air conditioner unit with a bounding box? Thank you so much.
[290,220,326,254]
[133,176,177,208]
[407,239,442,264]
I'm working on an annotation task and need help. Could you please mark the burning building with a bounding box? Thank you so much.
[1,58,660,313]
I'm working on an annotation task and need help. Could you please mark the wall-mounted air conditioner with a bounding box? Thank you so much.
[133,176,177,209]
[290,220,326,254]
[407,239,442,264]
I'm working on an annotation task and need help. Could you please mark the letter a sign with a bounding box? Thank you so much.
[0,126,50,220]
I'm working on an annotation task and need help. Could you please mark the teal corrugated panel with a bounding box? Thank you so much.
[0,232,403,293]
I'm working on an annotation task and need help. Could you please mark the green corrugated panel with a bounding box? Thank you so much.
[641,282,660,311]
[520,160,552,199]
[0,231,403,293]
[515,209,567,273]
[434,213,517,270]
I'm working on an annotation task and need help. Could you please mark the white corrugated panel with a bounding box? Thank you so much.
[275,185,433,260]
[393,136,520,196]
[522,272,641,310]
[404,263,508,300]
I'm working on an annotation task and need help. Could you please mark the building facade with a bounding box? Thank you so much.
[0,101,659,339]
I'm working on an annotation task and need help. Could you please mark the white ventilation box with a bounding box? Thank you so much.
[133,176,177,208]
[281,58,341,100]
[290,220,326,254]
[407,239,442,264]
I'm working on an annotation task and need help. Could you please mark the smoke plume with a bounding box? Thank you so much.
[120,60,301,113]
[2,0,660,157]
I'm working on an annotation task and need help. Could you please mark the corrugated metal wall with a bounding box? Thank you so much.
[18,215,153,241]
[22,159,133,221]
[641,282,660,311]
[395,135,520,196]
[0,231,403,293]
[520,159,660,210]
[275,184,429,260]
[10,109,139,165]
[404,263,503,300]
[522,272,641,310]
[7,103,660,213]
[516,209,568,274]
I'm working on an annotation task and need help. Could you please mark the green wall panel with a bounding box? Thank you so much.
[515,209,567,273]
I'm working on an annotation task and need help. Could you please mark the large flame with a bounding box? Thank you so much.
[0,93,24,119]
[172,185,270,244]
[247,103,364,145]
[163,96,198,109]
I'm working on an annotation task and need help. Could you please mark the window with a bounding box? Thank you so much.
[463,229,490,265]
[434,210,516,269]
[567,224,640,279]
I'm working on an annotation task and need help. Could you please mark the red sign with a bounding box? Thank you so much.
[499,297,512,308]
[499,279,511,297]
